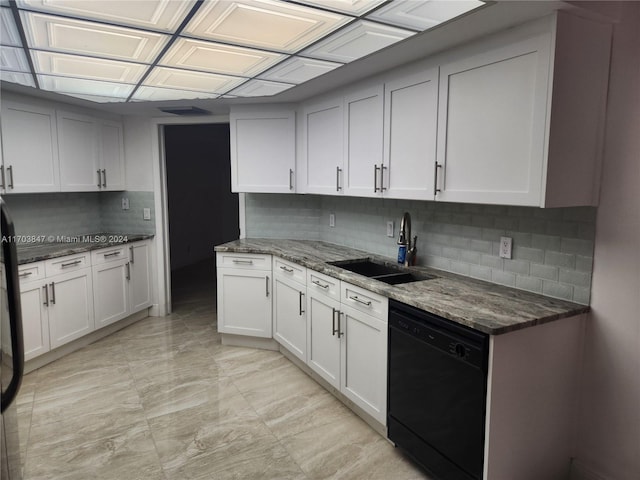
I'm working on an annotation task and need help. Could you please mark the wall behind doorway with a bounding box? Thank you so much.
[164,123,239,271]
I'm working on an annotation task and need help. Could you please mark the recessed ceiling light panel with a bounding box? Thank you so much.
[183,0,350,53]
[295,0,386,16]
[17,0,197,32]
[1,7,22,46]
[230,78,294,97]
[1,46,30,72]
[33,51,147,83]
[132,85,220,101]
[259,56,342,84]
[1,71,35,87]
[366,0,485,30]
[161,37,285,77]
[144,66,245,94]
[38,75,134,98]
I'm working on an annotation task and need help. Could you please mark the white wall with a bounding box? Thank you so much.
[122,116,155,192]
[573,2,640,479]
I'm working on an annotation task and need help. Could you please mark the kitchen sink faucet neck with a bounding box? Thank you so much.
[398,212,417,266]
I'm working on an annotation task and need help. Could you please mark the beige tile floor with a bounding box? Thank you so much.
[16,260,429,480]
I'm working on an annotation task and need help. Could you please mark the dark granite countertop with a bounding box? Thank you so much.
[215,239,589,335]
[17,233,154,265]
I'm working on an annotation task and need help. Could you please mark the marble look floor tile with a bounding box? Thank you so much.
[127,343,220,383]
[212,346,291,377]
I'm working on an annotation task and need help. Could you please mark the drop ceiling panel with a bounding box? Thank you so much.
[1,46,30,72]
[367,0,485,30]
[230,78,294,97]
[302,20,414,63]
[144,66,245,94]
[21,12,169,62]
[0,71,35,87]
[296,0,386,16]
[32,51,147,84]
[59,92,131,103]
[259,56,341,84]
[38,75,134,98]
[1,8,22,46]
[17,0,196,32]
[161,37,285,77]
[183,0,349,53]
[132,85,219,101]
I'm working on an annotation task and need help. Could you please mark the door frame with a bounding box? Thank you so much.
[150,115,244,316]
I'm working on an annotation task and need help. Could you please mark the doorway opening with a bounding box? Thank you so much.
[163,123,239,310]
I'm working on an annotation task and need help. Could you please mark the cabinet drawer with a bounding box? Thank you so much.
[216,252,271,271]
[45,252,90,275]
[341,282,388,321]
[273,257,306,284]
[307,269,340,302]
[92,246,128,265]
[18,261,45,284]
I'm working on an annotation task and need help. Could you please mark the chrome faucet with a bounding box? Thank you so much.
[398,212,417,266]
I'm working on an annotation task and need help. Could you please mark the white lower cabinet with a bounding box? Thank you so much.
[19,279,50,361]
[129,240,152,312]
[273,258,307,362]
[216,253,272,338]
[307,285,341,390]
[92,246,129,329]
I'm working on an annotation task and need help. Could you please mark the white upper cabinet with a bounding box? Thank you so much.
[230,106,296,193]
[99,120,126,191]
[435,12,611,207]
[343,84,384,197]
[383,68,439,200]
[0,100,60,193]
[302,98,344,195]
[57,111,100,192]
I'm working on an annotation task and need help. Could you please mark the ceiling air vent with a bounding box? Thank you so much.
[159,106,211,116]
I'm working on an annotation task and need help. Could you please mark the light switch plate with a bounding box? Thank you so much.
[121,197,129,210]
[386,221,394,237]
[499,236,513,259]
[329,213,335,228]
[143,208,151,220]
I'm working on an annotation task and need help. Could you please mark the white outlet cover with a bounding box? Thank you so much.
[387,221,394,237]
[143,207,151,220]
[329,213,335,227]
[121,197,129,210]
[499,236,513,259]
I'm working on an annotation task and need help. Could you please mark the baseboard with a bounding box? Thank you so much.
[220,333,279,351]
[149,303,160,316]
[570,459,609,480]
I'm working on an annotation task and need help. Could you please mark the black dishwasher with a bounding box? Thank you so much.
[388,300,489,480]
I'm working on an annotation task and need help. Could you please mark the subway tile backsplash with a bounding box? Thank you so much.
[245,193,597,304]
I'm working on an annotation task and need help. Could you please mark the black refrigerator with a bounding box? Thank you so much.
[0,197,24,480]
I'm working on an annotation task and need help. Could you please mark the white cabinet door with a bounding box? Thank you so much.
[230,107,296,193]
[435,34,551,206]
[343,85,384,197]
[57,111,100,192]
[217,268,272,337]
[19,281,50,361]
[303,99,344,194]
[47,268,94,349]
[384,69,439,200]
[307,289,341,390]
[100,120,125,191]
[0,101,60,193]
[340,303,388,424]
[129,241,151,312]
[93,260,130,329]
[273,274,306,362]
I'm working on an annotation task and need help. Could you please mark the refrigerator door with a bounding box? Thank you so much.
[1,197,24,480]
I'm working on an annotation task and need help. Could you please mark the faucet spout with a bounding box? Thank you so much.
[398,212,411,247]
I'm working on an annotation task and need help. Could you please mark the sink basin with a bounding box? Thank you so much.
[327,259,436,285]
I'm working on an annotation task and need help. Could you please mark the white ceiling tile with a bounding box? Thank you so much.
[302,20,414,63]
[366,0,485,30]
[56,92,129,103]
[161,37,285,77]
[21,12,169,63]
[183,0,349,53]
[1,7,22,46]
[144,66,245,94]
[1,46,30,71]
[259,56,341,84]
[0,71,35,87]
[38,75,134,98]
[230,78,294,97]
[17,0,196,32]
[295,0,386,16]
[32,51,147,83]
[132,85,220,101]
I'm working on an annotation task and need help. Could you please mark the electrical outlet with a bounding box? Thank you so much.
[121,197,129,210]
[143,208,151,220]
[386,221,394,238]
[499,236,513,259]
[329,213,335,228]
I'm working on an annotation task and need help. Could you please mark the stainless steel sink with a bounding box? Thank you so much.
[327,259,436,285]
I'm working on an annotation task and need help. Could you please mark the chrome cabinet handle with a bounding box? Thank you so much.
[434,161,442,194]
[265,276,269,297]
[289,169,294,190]
[50,282,56,305]
[232,259,253,265]
[102,169,107,188]
[19,271,33,278]
[126,262,130,280]
[104,251,121,258]
[279,265,294,273]
[349,295,372,307]
[332,308,338,336]
[336,166,342,192]
[299,291,305,315]
[61,259,82,268]
[380,165,387,192]
[373,164,380,192]
[129,246,134,264]
[97,169,102,188]
[338,312,344,338]
[0,165,5,189]
[7,165,13,189]
[43,285,49,306]
[311,279,329,289]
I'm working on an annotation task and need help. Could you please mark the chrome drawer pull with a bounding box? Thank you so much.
[312,279,329,289]
[43,285,49,306]
[265,276,270,297]
[103,252,121,258]
[299,291,305,315]
[19,271,33,278]
[349,295,372,307]
[61,260,82,267]
[232,259,253,265]
[279,265,294,273]
[130,246,134,263]
[332,308,338,336]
